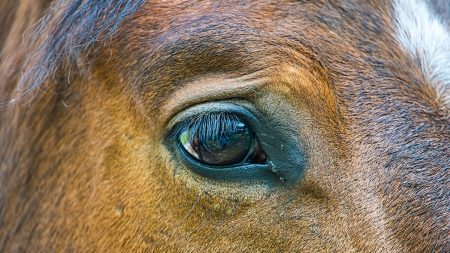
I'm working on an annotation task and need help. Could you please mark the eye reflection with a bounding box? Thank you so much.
[177,113,266,166]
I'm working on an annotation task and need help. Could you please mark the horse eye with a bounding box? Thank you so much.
[177,114,266,166]
[170,104,303,185]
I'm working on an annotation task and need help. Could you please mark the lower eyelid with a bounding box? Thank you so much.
[175,142,279,184]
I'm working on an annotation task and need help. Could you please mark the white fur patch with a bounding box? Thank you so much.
[394,0,450,107]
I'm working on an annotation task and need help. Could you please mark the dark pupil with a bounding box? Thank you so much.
[179,119,254,166]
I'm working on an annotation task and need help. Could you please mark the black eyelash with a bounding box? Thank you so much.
[173,112,248,143]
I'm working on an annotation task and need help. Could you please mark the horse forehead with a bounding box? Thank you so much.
[126,1,385,74]
[124,0,449,109]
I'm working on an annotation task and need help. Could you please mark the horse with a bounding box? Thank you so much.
[0,0,448,252]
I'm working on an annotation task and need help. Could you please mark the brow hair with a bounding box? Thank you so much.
[18,0,145,99]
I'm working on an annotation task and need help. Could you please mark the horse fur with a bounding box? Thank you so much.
[0,0,449,252]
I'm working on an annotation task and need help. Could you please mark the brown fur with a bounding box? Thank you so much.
[1,0,449,252]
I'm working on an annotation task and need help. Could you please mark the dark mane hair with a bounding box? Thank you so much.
[17,0,145,100]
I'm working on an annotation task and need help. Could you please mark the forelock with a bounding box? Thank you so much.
[18,0,145,99]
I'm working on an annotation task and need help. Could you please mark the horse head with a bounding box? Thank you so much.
[0,0,448,252]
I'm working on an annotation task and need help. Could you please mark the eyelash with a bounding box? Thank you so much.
[172,112,249,143]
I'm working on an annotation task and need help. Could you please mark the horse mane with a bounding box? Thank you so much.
[4,0,144,103]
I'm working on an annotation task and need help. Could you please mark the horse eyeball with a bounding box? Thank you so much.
[178,116,261,166]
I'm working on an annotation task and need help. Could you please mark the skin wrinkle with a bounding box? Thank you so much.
[162,72,269,125]
[0,0,449,252]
